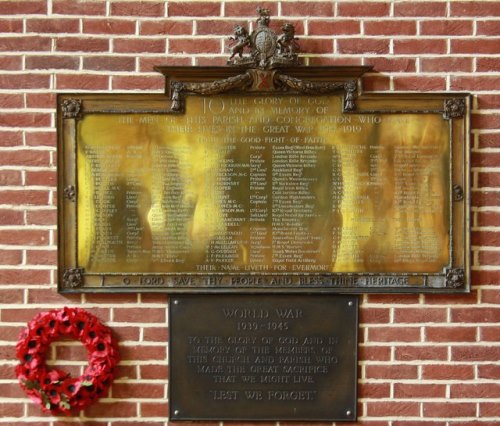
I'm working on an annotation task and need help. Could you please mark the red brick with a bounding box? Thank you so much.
[367,401,419,417]
[0,56,22,70]
[452,39,500,54]
[0,403,23,417]
[140,293,169,303]
[480,402,500,417]
[1,1,47,14]
[425,326,477,342]
[143,327,168,342]
[0,94,23,108]
[420,19,473,35]
[472,270,500,285]
[56,74,110,90]
[112,75,164,91]
[140,402,168,418]
[482,289,500,304]
[84,293,138,304]
[476,210,500,226]
[358,382,390,398]
[308,56,363,66]
[169,38,219,54]
[83,56,136,72]
[394,307,447,323]
[365,57,416,72]
[141,20,192,35]
[0,249,22,265]
[140,56,191,71]
[0,73,50,89]
[26,209,56,226]
[120,345,166,361]
[197,20,238,35]
[0,36,51,52]
[0,269,50,285]
[0,112,51,128]
[420,57,473,73]
[394,76,446,91]
[395,346,448,361]
[55,344,88,361]
[85,401,138,418]
[26,18,79,33]
[114,38,165,53]
[224,2,278,17]
[424,402,476,418]
[451,383,500,398]
[0,150,50,167]
[0,287,23,303]
[282,2,334,17]
[25,93,56,108]
[109,326,140,342]
[360,307,390,323]
[477,57,500,72]
[0,230,49,246]
[480,326,500,341]
[26,249,57,265]
[471,231,500,246]
[451,75,500,90]
[116,365,138,380]
[359,345,391,361]
[423,291,478,305]
[451,307,500,323]
[114,307,166,323]
[423,364,475,380]
[395,2,447,16]
[0,209,23,225]
[365,365,418,380]
[26,288,80,304]
[478,364,500,379]
[53,0,106,15]
[368,326,420,342]
[394,39,447,54]
[477,20,500,35]
[168,2,220,17]
[0,189,49,206]
[472,191,500,207]
[452,345,500,361]
[365,20,416,35]
[25,131,56,147]
[111,1,164,17]
[367,295,421,306]
[477,94,500,110]
[0,19,23,32]
[337,38,389,54]
[113,382,165,398]
[56,37,110,52]
[338,2,389,17]
[395,383,446,398]
[140,364,169,380]
[451,1,500,16]
[83,19,136,35]
[479,250,500,266]
[308,19,360,35]
[0,170,21,185]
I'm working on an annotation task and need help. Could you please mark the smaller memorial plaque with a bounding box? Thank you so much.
[169,294,358,421]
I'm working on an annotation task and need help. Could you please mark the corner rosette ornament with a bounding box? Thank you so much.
[61,99,82,119]
[446,268,465,288]
[63,268,84,289]
[15,307,119,415]
[444,98,465,119]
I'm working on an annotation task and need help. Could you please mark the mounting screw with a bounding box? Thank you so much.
[173,300,179,305]
[348,301,353,307]
[174,409,180,416]
[346,409,352,416]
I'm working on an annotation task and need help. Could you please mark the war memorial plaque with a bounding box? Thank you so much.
[57,10,470,293]
[169,294,358,421]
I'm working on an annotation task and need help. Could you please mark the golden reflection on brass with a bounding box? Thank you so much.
[77,94,449,274]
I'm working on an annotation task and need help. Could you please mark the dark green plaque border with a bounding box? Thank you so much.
[169,294,358,421]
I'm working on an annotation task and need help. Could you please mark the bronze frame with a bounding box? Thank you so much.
[57,66,470,294]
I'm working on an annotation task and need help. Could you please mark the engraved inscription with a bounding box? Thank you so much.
[77,95,450,276]
[170,295,358,420]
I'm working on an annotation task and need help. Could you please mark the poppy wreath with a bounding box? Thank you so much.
[15,307,119,415]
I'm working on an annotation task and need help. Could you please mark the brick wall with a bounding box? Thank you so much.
[0,0,498,424]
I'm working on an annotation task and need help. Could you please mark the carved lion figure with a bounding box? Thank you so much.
[229,25,250,59]
[277,23,299,56]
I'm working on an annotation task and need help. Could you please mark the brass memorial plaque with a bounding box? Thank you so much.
[169,294,358,421]
[57,67,470,293]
